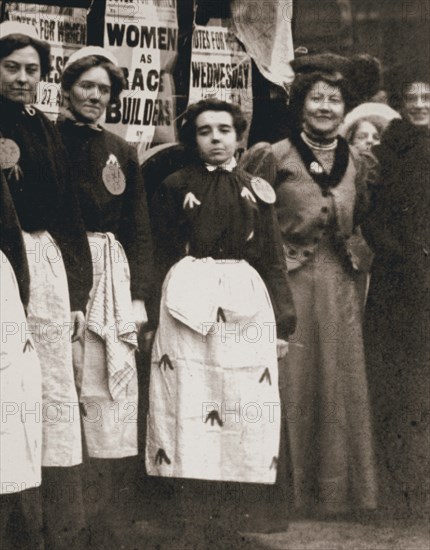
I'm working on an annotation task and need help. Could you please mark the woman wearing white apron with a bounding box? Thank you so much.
[0,172,43,549]
[0,22,93,550]
[147,99,296,547]
[58,47,154,548]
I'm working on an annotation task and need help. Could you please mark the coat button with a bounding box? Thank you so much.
[321,206,328,213]
[303,250,311,257]
[322,189,329,197]
[288,248,297,256]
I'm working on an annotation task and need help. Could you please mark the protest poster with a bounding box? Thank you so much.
[7,3,87,119]
[103,0,178,158]
[188,24,253,148]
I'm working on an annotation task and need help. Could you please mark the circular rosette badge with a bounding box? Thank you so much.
[0,138,21,170]
[102,153,126,195]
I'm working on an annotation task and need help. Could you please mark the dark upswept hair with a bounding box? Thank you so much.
[179,98,247,148]
[61,55,126,103]
[0,34,51,78]
[384,62,430,112]
[289,71,354,131]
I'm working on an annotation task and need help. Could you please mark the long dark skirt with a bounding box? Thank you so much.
[283,236,377,515]
[0,487,44,550]
[41,465,86,550]
[365,262,430,516]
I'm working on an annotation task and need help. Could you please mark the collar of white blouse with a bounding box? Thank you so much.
[205,156,237,172]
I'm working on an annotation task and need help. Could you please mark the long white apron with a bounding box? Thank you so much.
[146,257,281,484]
[73,233,138,458]
[23,231,82,467]
[0,251,42,493]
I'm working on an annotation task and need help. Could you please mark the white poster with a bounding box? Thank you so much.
[103,0,178,156]
[189,25,253,147]
[7,3,87,119]
[230,0,295,89]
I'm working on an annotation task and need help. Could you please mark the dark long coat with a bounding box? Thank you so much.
[363,119,430,514]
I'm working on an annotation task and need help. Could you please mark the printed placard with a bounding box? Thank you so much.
[189,25,253,146]
[103,0,178,156]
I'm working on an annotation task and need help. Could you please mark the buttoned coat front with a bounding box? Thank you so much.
[242,138,371,273]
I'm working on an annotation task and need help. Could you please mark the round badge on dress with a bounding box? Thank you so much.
[250,176,276,204]
[102,154,126,195]
[0,138,21,169]
[102,165,126,195]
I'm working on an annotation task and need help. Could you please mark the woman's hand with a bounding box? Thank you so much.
[276,338,289,359]
[71,311,85,342]
[132,299,148,332]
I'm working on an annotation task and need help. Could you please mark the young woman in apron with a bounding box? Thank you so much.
[0,21,92,550]
[0,171,43,549]
[59,46,154,548]
[147,98,296,547]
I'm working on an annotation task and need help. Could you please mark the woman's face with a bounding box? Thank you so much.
[302,81,345,138]
[0,46,41,104]
[68,66,112,123]
[351,120,381,152]
[194,110,238,165]
[402,81,430,128]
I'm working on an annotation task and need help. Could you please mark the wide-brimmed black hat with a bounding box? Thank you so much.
[290,52,351,79]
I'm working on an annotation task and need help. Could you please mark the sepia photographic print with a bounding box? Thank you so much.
[0,1,428,549]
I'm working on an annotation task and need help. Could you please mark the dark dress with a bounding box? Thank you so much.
[242,134,378,515]
[0,97,92,312]
[57,118,154,306]
[146,160,296,541]
[58,118,155,548]
[0,170,30,308]
[0,172,44,550]
[0,97,92,549]
[150,161,296,339]
[363,119,430,515]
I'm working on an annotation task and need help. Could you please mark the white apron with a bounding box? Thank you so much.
[73,233,138,458]
[23,231,82,467]
[0,251,42,493]
[146,257,281,484]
